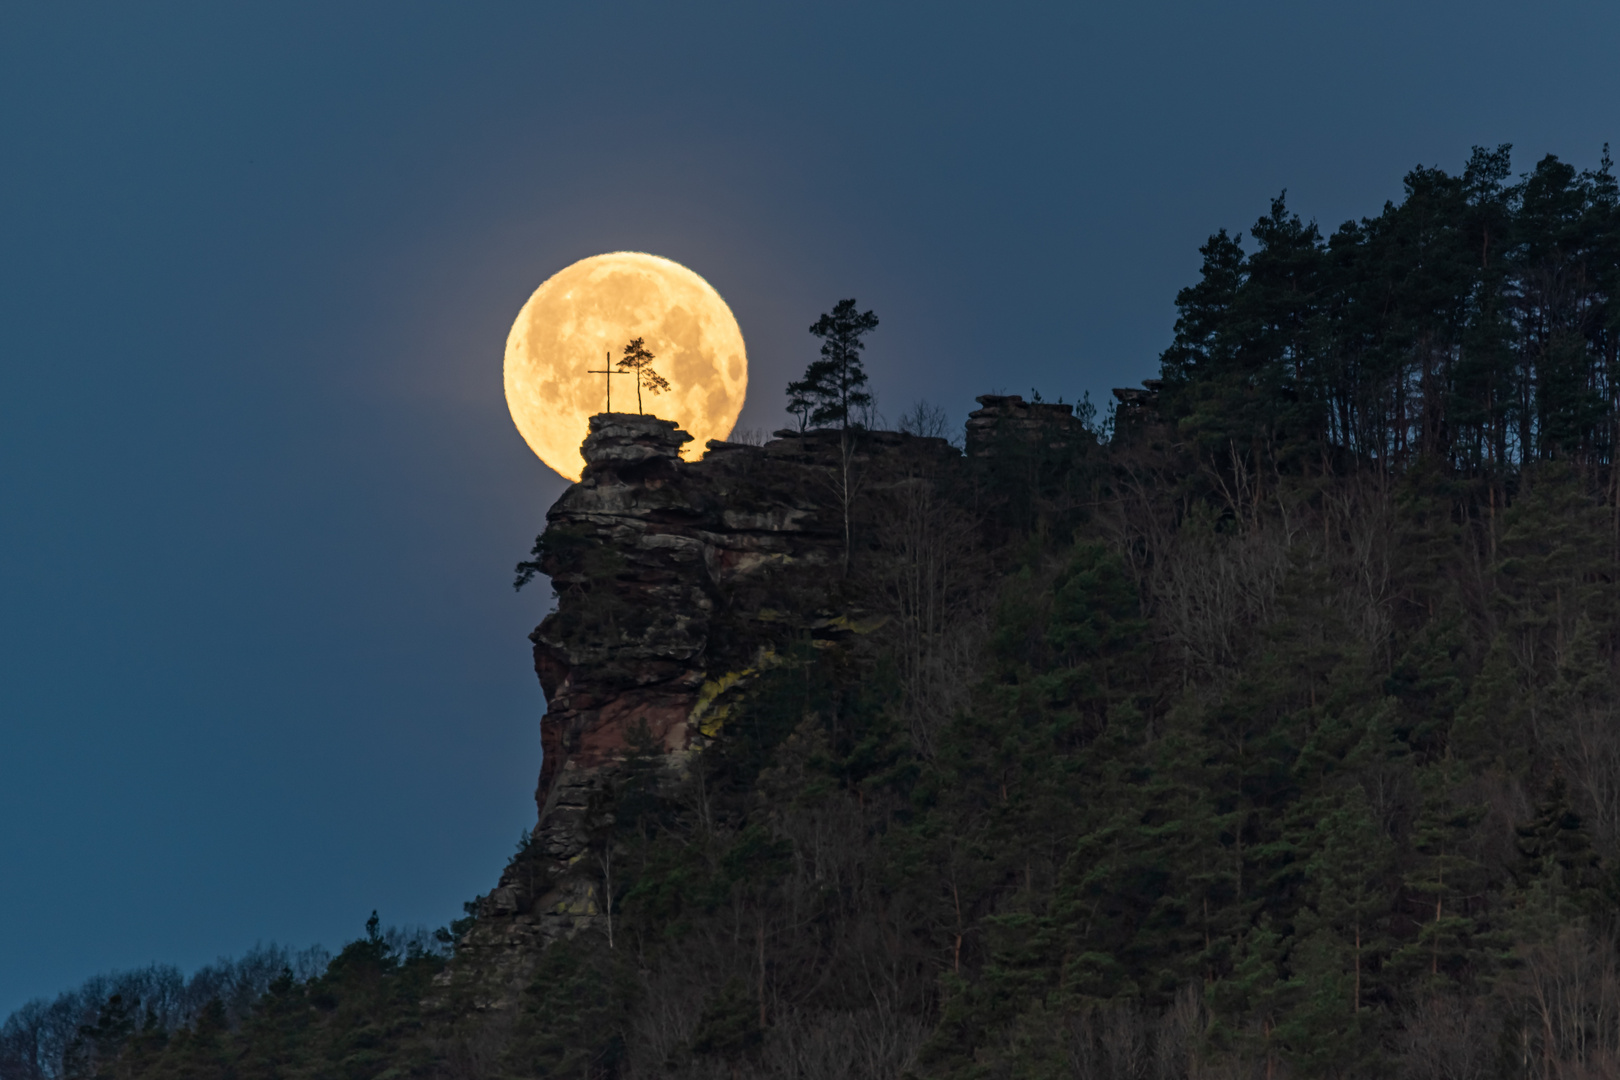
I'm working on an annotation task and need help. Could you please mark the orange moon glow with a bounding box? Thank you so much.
[504,252,748,481]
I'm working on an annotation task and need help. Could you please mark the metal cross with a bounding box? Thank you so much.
[586,350,629,414]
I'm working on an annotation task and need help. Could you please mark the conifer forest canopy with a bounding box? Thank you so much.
[10,147,1620,1078]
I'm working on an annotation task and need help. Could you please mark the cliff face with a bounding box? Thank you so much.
[442,399,1093,1003]
[529,415,829,821]
[444,413,965,998]
[527,416,852,882]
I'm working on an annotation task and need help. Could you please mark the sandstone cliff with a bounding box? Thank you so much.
[442,399,1091,1004]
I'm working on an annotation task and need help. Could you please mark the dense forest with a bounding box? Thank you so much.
[7,144,1620,1079]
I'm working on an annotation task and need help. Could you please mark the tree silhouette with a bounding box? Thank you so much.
[616,337,670,415]
[786,299,878,429]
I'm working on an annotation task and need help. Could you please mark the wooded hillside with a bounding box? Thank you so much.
[6,144,1620,1080]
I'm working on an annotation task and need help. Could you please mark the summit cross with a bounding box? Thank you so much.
[586,350,630,414]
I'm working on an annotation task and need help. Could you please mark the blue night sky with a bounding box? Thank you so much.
[2,1,1616,1014]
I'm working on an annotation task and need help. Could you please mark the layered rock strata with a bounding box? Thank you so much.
[965,393,1092,456]
[441,414,958,1003]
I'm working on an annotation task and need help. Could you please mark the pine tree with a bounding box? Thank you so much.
[615,336,669,415]
[786,299,878,429]
[1515,774,1603,917]
[1389,774,1491,988]
[1273,785,1394,1073]
[503,937,629,1077]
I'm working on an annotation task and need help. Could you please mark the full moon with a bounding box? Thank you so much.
[504,252,748,481]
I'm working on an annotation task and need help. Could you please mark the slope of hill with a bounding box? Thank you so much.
[6,144,1620,1080]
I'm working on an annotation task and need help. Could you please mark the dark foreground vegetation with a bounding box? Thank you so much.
[8,144,1620,1079]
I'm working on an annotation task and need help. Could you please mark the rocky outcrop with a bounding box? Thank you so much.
[527,417,969,826]
[438,414,959,1005]
[1110,379,1174,454]
[965,394,1092,456]
[1110,378,1163,419]
[435,399,1125,1005]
